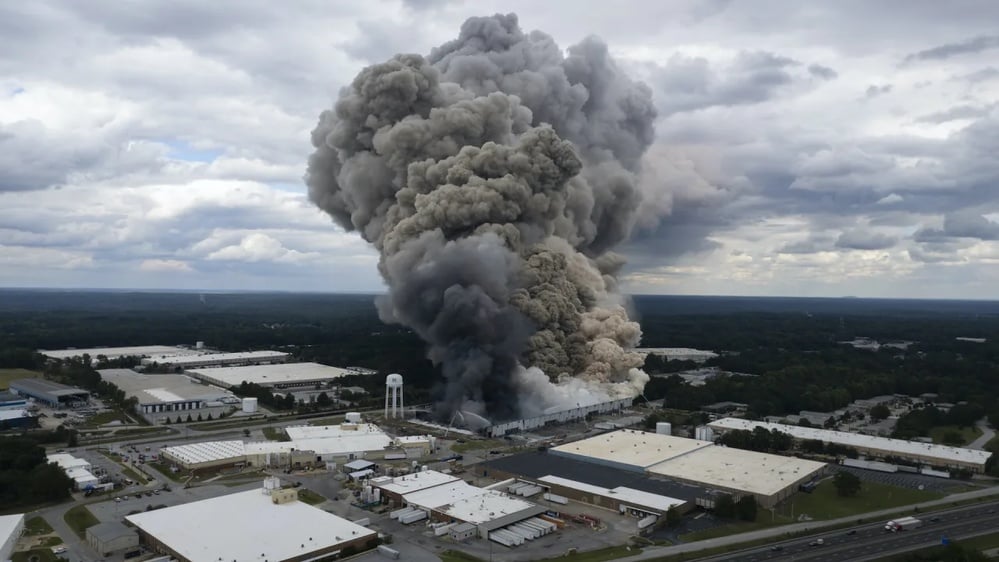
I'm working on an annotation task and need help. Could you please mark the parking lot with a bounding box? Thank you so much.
[834,465,973,493]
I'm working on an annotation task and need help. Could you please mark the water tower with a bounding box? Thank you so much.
[385,374,404,419]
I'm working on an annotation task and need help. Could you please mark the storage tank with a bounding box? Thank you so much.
[345,412,362,423]
[195,341,205,349]
[242,397,258,413]
[656,422,672,435]
[695,425,715,441]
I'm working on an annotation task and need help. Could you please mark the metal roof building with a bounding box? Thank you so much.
[39,345,200,361]
[708,418,993,472]
[142,350,290,370]
[647,445,826,506]
[0,513,25,562]
[86,521,138,556]
[97,369,236,423]
[550,429,713,472]
[186,362,355,389]
[284,423,392,459]
[126,486,377,562]
[9,378,89,407]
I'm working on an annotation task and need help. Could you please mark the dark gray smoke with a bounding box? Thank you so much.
[306,14,656,421]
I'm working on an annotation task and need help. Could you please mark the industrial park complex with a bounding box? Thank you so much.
[4,341,998,562]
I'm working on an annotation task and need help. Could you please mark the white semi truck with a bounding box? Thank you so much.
[885,516,923,532]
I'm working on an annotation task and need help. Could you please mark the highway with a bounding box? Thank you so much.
[692,500,999,562]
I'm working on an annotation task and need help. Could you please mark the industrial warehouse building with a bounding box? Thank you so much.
[39,345,201,361]
[186,362,357,389]
[707,418,993,473]
[86,521,139,556]
[9,378,89,407]
[0,409,36,429]
[484,398,633,437]
[283,423,393,460]
[126,481,377,562]
[97,369,238,423]
[371,471,550,544]
[142,350,290,370]
[0,514,24,562]
[47,453,100,490]
[500,430,828,508]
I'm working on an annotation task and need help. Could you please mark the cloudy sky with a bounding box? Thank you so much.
[2,1,998,299]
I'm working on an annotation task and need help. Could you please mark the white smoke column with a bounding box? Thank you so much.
[306,14,656,421]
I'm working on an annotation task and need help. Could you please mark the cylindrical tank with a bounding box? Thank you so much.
[195,341,205,349]
[386,374,404,388]
[242,397,258,413]
[656,422,672,435]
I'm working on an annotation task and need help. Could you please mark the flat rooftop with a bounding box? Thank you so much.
[372,470,461,496]
[403,481,486,510]
[9,378,89,397]
[708,418,993,466]
[149,350,289,366]
[648,445,827,496]
[285,424,392,456]
[97,369,233,405]
[126,488,375,562]
[552,429,713,470]
[538,475,686,513]
[438,490,542,526]
[161,441,245,465]
[187,362,354,387]
[39,345,200,360]
[482,451,710,502]
[0,514,24,547]
[0,409,30,421]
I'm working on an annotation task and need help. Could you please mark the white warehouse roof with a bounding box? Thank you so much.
[552,429,714,470]
[126,488,375,562]
[160,441,246,465]
[186,362,354,387]
[97,369,234,405]
[539,475,685,513]
[648,445,826,496]
[437,490,541,526]
[40,345,200,360]
[403,481,487,510]
[284,424,392,457]
[708,418,993,467]
[147,350,289,367]
[372,470,460,496]
[46,453,90,470]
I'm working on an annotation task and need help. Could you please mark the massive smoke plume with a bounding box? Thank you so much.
[306,14,656,421]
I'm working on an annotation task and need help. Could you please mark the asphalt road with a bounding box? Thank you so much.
[691,501,999,562]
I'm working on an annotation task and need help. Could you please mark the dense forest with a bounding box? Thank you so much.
[1,290,998,422]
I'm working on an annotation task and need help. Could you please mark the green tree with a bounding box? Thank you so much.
[736,495,758,521]
[317,392,332,407]
[870,404,891,421]
[833,470,862,497]
[941,430,964,446]
[714,494,736,518]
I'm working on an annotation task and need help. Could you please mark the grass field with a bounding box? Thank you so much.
[680,517,792,542]
[952,530,999,551]
[82,411,130,427]
[262,427,290,441]
[929,425,982,445]
[546,546,644,561]
[297,488,326,505]
[307,415,345,426]
[780,479,941,520]
[23,516,55,536]
[0,368,41,389]
[451,439,507,453]
[63,504,98,538]
[12,549,63,562]
[439,551,485,562]
[147,461,186,482]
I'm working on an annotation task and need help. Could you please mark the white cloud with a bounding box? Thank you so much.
[139,259,194,272]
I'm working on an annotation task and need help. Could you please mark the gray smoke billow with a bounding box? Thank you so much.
[306,13,656,422]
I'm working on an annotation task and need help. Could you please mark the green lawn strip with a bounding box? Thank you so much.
[297,488,326,505]
[451,439,507,453]
[23,516,55,536]
[779,479,941,520]
[187,417,271,431]
[81,411,130,427]
[439,550,486,562]
[545,545,643,562]
[113,427,164,436]
[262,427,290,441]
[680,517,791,542]
[307,415,345,426]
[929,425,983,446]
[12,549,63,562]
[63,504,98,538]
[121,466,149,484]
[37,536,64,547]
[952,530,999,551]
[0,368,41,389]
[147,461,187,483]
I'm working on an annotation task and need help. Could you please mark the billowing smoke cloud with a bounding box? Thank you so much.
[306,13,656,421]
